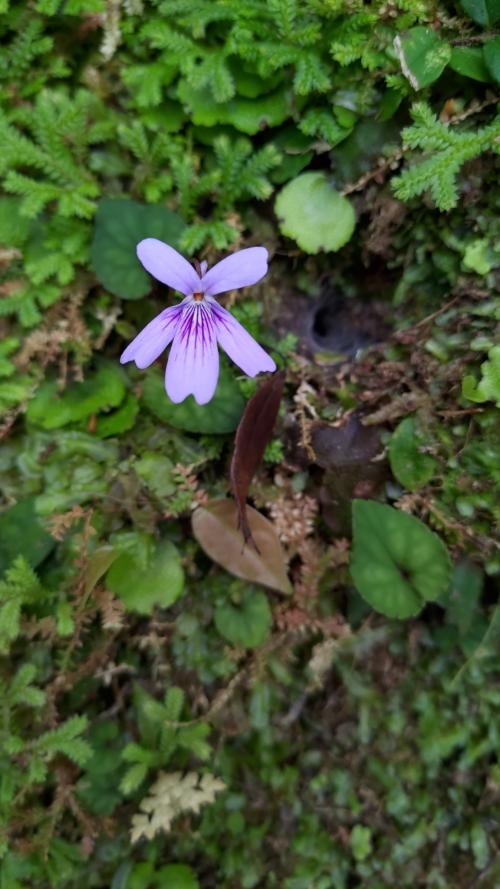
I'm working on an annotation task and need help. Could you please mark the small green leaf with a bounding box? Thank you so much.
[463,238,494,275]
[460,0,500,26]
[483,37,500,83]
[26,362,126,429]
[275,172,355,253]
[0,499,54,577]
[91,199,185,299]
[449,47,490,82]
[395,27,451,89]
[462,346,500,407]
[106,539,184,615]
[214,586,272,649]
[135,453,176,498]
[350,825,373,862]
[142,366,245,434]
[156,865,200,889]
[389,416,437,490]
[350,500,451,619]
[95,393,139,438]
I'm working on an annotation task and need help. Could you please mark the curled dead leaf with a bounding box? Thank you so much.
[230,371,285,547]
[192,499,292,595]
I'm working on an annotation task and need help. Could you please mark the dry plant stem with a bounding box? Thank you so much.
[164,619,349,730]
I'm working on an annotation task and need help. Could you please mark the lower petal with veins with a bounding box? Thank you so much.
[165,303,220,405]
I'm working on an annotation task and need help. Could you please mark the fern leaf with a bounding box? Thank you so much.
[130,771,225,843]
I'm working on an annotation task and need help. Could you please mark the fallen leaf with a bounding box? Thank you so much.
[192,499,291,595]
[230,371,285,546]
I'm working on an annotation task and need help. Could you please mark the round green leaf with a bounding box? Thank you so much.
[26,363,126,429]
[350,500,451,619]
[388,416,437,490]
[91,199,186,299]
[106,540,184,615]
[275,172,355,253]
[395,28,451,90]
[215,587,272,648]
[142,366,245,434]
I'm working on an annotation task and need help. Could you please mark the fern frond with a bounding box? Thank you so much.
[130,771,225,843]
[393,104,500,211]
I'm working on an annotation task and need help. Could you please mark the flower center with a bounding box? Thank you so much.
[193,291,204,302]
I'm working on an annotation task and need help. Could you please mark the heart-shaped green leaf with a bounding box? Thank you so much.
[350,500,451,619]
[275,172,355,253]
[106,540,184,615]
[142,366,245,434]
[214,586,272,648]
[192,499,291,594]
[91,199,186,299]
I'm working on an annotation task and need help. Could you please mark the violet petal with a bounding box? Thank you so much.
[165,303,219,404]
[137,239,201,296]
[201,247,268,296]
[211,302,276,377]
[120,305,182,369]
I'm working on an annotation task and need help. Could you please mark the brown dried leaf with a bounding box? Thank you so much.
[192,499,292,595]
[230,371,285,547]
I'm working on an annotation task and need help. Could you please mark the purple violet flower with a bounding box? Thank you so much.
[120,239,276,405]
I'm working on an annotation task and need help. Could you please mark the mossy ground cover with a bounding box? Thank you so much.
[0,1,499,887]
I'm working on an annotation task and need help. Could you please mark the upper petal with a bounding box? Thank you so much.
[201,247,268,296]
[165,303,219,405]
[137,239,201,296]
[211,302,276,377]
[120,304,182,369]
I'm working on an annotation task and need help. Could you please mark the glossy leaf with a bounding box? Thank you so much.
[106,540,184,615]
[275,172,355,253]
[214,586,272,648]
[483,37,500,83]
[389,416,437,490]
[460,0,500,26]
[230,372,285,545]
[192,499,291,594]
[142,366,245,434]
[350,500,451,619]
[91,199,185,299]
[449,47,490,82]
[395,27,451,89]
